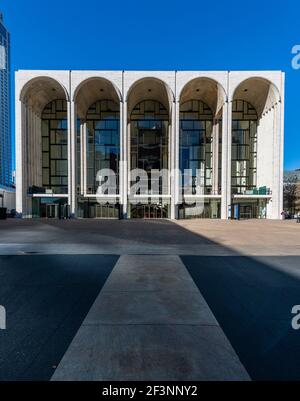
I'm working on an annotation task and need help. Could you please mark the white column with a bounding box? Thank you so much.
[83,121,87,196]
[26,107,35,217]
[272,103,283,219]
[119,99,124,217]
[279,75,285,218]
[221,101,231,219]
[80,121,84,195]
[212,119,219,195]
[16,100,24,215]
[170,101,176,219]
[123,101,128,218]
[174,99,180,219]
[67,101,72,212]
[68,100,77,216]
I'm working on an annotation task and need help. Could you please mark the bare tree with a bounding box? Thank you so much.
[284,181,297,214]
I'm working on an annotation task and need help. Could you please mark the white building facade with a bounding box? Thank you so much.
[15,70,285,220]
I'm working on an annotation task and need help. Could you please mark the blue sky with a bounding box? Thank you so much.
[1,0,299,170]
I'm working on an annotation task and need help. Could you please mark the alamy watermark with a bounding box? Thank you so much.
[0,305,6,330]
[291,45,300,70]
[291,305,300,330]
[95,165,206,211]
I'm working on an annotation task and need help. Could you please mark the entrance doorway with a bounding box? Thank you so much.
[32,198,69,219]
[231,199,267,220]
[131,203,169,219]
[46,204,58,219]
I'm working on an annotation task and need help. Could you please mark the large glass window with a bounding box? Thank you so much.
[42,100,68,194]
[86,100,120,194]
[130,100,169,194]
[179,100,213,195]
[231,100,258,194]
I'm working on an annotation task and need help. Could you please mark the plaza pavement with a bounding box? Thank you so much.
[0,219,299,380]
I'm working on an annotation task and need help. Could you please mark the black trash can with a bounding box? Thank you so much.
[0,208,7,220]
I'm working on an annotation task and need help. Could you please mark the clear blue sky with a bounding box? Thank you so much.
[1,0,299,170]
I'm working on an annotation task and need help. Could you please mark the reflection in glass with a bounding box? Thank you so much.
[86,100,120,194]
[42,100,68,194]
[231,100,258,194]
[130,100,169,193]
[180,100,213,195]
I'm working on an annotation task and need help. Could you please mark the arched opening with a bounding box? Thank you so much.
[19,77,69,218]
[231,77,281,219]
[74,78,121,218]
[178,77,226,219]
[127,78,173,219]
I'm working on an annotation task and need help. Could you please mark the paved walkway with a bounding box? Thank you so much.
[52,255,249,381]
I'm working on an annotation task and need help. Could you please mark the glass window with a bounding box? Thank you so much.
[86,100,120,194]
[180,100,213,195]
[41,100,68,194]
[231,100,258,194]
[130,100,169,194]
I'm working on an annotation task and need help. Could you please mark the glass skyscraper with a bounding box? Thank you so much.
[0,13,11,187]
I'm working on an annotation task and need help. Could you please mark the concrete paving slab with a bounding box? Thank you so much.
[51,324,250,381]
[84,290,218,325]
[103,254,199,291]
[52,255,250,381]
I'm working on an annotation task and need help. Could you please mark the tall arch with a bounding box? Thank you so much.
[18,77,69,218]
[230,77,282,219]
[231,77,280,118]
[126,77,174,117]
[178,77,226,219]
[126,78,173,218]
[74,78,121,218]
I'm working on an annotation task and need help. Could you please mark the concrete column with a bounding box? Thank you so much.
[123,101,128,218]
[28,107,32,194]
[24,104,29,216]
[170,101,176,219]
[26,107,31,217]
[272,104,283,219]
[67,101,72,212]
[221,101,231,219]
[33,111,36,186]
[80,121,84,195]
[119,99,124,217]
[83,121,87,196]
[68,100,77,216]
[279,76,285,218]
[174,100,180,219]
[212,119,219,195]
[16,100,24,215]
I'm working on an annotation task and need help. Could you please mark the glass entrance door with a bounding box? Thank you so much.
[46,204,58,219]
[131,203,168,219]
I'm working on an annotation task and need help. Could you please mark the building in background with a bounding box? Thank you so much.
[0,13,14,214]
[15,70,284,220]
[284,169,300,216]
[0,13,11,187]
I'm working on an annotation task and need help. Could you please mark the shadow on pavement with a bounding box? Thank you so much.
[182,255,300,381]
[0,254,118,381]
